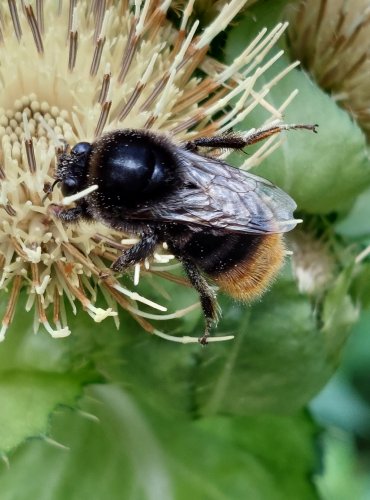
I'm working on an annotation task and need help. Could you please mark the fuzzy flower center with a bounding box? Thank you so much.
[0,94,73,158]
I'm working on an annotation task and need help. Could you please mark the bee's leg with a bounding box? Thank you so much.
[112,231,159,272]
[184,123,318,151]
[47,203,91,222]
[181,258,219,345]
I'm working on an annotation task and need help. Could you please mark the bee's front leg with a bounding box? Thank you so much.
[112,230,159,272]
[47,203,91,223]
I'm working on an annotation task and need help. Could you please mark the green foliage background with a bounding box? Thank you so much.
[1,1,370,498]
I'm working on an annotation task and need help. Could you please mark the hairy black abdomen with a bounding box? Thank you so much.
[173,230,264,275]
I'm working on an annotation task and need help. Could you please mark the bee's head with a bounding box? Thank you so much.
[55,141,92,196]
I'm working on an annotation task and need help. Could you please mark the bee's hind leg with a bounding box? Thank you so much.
[180,258,219,345]
[183,123,318,151]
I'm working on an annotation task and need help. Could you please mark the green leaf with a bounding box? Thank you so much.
[194,271,356,417]
[316,431,367,500]
[225,11,370,214]
[341,308,370,377]
[336,187,370,238]
[0,372,81,453]
[0,294,94,453]
[234,0,299,32]
[60,267,356,420]
[66,278,202,419]
[0,264,356,454]
[0,385,320,500]
[321,266,359,365]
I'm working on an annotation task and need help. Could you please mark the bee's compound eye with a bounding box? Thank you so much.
[61,177,79,196]
[71,142,92,156]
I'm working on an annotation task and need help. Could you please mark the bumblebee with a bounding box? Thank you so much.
[49,122,317,344]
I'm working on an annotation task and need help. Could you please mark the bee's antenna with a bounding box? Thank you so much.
[42,179,60,203]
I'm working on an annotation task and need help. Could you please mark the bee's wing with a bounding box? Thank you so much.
[148,150,299,234]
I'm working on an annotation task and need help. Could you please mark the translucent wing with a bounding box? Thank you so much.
[138,149,299,234]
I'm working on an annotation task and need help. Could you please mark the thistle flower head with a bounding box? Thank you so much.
[287,0,370,137]
[0,0,298,342]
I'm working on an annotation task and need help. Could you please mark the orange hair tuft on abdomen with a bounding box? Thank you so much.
[210,234,285,301]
